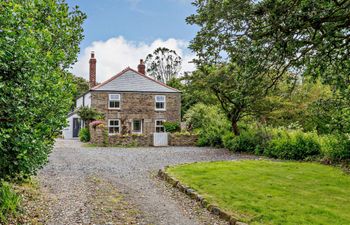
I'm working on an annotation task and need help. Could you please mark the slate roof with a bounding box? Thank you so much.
[91,67,180,93]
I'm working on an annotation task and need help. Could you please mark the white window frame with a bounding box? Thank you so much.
[132,119,143,134]
[108,94,121,110]
[155,95,166,111]
[155,119,166,133]
[108,119,120,135]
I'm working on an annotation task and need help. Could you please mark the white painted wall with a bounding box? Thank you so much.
[62,113,81,139]
[84,92,91,107]
[76,96,84,108]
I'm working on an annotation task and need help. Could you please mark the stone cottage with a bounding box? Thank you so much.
[62,52,181,139]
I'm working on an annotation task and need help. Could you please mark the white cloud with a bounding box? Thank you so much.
[71,36,196,82]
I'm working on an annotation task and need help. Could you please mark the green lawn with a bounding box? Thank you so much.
[166,160,350,225]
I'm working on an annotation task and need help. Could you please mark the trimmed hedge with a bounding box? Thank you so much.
[223,126,350,162]
[264,129,321,160]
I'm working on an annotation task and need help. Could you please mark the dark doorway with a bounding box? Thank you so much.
[73,118,81,138]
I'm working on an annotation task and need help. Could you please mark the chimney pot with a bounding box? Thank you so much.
[138,59,145,75]
[89,51,97,88]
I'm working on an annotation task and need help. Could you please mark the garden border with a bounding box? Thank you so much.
[158,167,248,225]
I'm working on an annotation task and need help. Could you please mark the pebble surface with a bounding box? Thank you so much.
[37,139,256,225]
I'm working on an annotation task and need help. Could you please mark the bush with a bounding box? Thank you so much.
[163,121,180,133]
[0,182,20,223]
[79,128,90,142]
[320,134,350,163]
[185,103,230,147]
[264,129,321,160]
[223,125,269,154]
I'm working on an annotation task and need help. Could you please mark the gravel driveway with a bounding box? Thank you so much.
[37,139,253,225]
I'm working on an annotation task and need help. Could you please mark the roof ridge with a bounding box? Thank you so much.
[91,67,180,92]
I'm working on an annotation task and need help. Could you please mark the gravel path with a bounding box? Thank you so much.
[37,139,255,225]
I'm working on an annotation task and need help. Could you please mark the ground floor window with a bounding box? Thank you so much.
[108,119,120,134]
[155,119,165,133]
[132,119,142,133]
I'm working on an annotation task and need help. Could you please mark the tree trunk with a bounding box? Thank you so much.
[231,119,240,136]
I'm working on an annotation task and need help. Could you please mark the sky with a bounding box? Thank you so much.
[66,0,198,82]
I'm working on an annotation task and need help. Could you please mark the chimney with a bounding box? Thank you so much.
[138,59,145,75]
[89,51,97,88]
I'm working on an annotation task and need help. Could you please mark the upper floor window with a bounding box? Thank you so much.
[155,95,166,111]
[109,94,120,109]
[108,119,120,134]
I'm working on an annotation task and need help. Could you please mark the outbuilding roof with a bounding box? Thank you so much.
[91,67,180,93]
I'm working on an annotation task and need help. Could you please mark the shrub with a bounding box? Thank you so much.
[185,103,230,147]
[223,125,269,154]
[264,129,321,160]
[79,128,90,142]
[0,182,20,223]
[89,120,104,128]
[163,121,181,133]
[320,134,350,163]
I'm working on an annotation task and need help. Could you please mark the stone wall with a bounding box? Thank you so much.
[169,133,198,146]
[90,124,198,147]
[90,91,181,135]
[90,124,151,146]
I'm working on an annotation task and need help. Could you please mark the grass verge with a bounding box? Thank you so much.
[166,160,350,225]
[0,181,20,223]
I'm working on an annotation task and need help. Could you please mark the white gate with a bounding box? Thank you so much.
[153,133,168,146]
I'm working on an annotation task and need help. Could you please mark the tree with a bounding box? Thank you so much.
[0,0,86,180]
[167,75,218,117]
[77,106,103,127]
[192,64,272,135]
[187,0,350,90]
[145,47,182,84]
[67,73,89,109]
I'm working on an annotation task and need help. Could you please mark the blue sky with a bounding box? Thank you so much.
[67,0,198,81]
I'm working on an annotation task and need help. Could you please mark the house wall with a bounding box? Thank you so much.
[90,91,181,135]
[62,113,81,139]
[76,92,91,108]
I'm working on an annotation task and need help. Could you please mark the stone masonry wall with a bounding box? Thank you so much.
[89,124,151,146]
[169,133,198,146]
[90,91,181,135]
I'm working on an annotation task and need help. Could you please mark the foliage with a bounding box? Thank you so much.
[76,107,103,125]
[0,0,86,180]
[163,121,180,133]
[167,160,350,225]
[78,128,90,143]
[223,125,268,154]
[0,181,20,223]
[67,73,89,109]
[167,75,218,117]
[191,64,273,135]
[320,134,350,163]
[264,129,321,160]
[145,47,182,84]
[187,0,350,91]
[89,120,104,129]
[184,103,230,147]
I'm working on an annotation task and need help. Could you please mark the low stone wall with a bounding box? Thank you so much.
[90,124,198,147]
[109,134,152,146]
[169,133,198,146]
[158,168,247,225]
[89,124,151,146]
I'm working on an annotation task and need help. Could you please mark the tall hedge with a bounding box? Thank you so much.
[0,0,86,180]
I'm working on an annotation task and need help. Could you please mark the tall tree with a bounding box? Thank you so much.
[192,64,272,135]
[145,47,182,84]
[0,0,86,180]
[187,0,350,90]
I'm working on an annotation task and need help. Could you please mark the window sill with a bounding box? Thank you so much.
[108,108,121,110]
[155,109,166,111]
